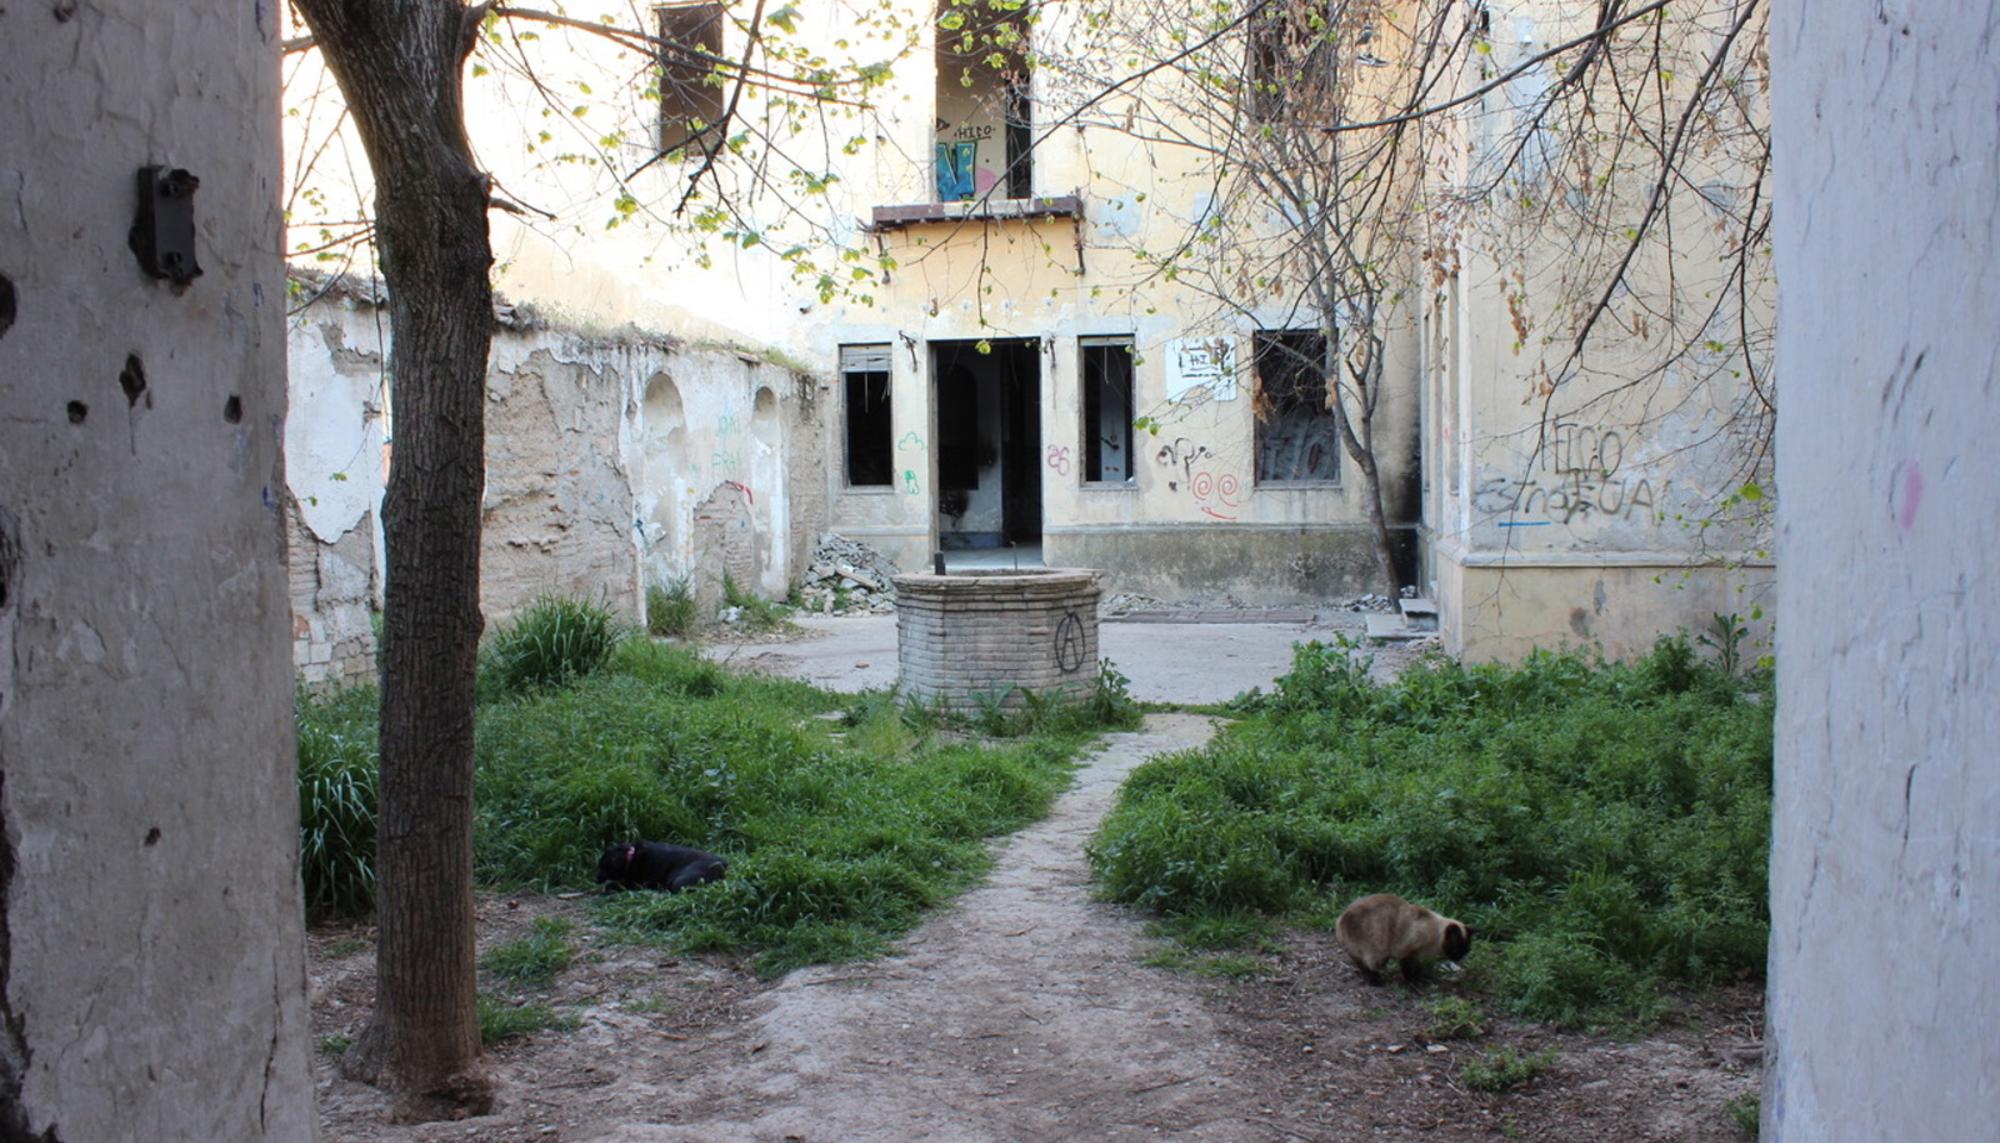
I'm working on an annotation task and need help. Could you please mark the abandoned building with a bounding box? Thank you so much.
[282,0,1773,666]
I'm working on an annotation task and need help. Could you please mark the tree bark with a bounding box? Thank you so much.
[289,0,494,1116]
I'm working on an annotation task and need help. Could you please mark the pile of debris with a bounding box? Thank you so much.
[795,533,901,615]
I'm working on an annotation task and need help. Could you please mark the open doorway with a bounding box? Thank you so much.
[932,338,1042,555]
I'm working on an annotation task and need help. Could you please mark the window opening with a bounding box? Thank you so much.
[1253,330,1339,483]
[658,2,727,155]
[1081,338,1135,483]
[842,344,894,486]
[935,0,1032,201]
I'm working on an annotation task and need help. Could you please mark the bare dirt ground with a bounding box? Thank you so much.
[312,622,1761,1141]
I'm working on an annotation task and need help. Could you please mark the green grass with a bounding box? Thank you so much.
[486,594,623,697]
[1088,636,1773,1028]
[297,684,380,919]
[476,995,578,1045]
[722,570,793,632]
[1727,1093,1761,1136]
[1461,1046,1557,1093]
[1423,994,1489,1041]
[317,1034,351,1057]
[300,629,1125,979]
[647,577,699,639]
[480,917,575,987]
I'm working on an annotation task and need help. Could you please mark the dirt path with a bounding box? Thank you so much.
[590,712,1256,1142]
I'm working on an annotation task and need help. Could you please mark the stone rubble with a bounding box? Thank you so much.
[795,532,902,615]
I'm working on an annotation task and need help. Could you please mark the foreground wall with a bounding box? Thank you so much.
[1765,2,2000,1137]
[0,3,315,1138]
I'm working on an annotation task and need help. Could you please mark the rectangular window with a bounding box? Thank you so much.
[842,344,894,487]
[1080,338,1135,484]
[658,2,727,154]
[1247,1,1340,122]
[935,0,1031,201]
[1253,330,1339,484]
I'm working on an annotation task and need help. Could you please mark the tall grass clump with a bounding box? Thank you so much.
[474,638,1094,975]
[1089,636,1773,1027]
[487,593,622,696]
[646,576,698,639]
[721,570,792,632]
[297,683,380,918]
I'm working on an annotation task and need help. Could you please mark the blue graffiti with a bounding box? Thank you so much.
[935,141,978,202]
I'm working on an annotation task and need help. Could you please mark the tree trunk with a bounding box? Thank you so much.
[290,0,494,1116]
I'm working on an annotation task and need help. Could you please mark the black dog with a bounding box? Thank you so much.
[595,841,728,892]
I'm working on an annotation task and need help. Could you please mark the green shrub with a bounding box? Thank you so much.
[1423,995,1489,1041]
[297,684,379,919]
[487,594,622,697]
[480,917,574,987]
[1090,638,1773,1027]
[1461,1046,1557,1093]
[647,577,698,639]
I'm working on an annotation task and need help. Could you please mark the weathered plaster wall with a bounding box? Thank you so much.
[0,3,316,1139]
[285,295,388,688]
[1424,0,1776,660]
[285,292,823,647]
[1765,3,2000,1137]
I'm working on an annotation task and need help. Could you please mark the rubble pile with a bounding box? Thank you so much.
[795,533,901,615]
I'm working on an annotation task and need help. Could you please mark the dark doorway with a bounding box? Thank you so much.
[932,338,1041,549]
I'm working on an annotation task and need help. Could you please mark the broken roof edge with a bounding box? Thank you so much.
[282,265,686,351]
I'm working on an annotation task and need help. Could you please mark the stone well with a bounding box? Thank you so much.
[892,568,1103,710]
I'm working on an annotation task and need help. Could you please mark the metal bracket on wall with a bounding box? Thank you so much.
[129,166,203,288]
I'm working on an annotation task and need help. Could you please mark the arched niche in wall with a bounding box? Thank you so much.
[641,371,689,577]
[749,384,786,592]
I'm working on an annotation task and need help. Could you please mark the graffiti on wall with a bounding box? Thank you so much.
[1153,436,1214,492]
[1045,444,1072,477]
[1476,420,1664,526]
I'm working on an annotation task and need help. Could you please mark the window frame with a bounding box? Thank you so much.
[840,344,896,489]
[1078,336,1137,487]
[1251,328,1342,487]
[656,1,727,156]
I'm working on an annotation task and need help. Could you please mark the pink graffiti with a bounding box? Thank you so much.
[1045,445,1072,477]
[1191,470,1242,521]
[1894,462,1923,532]
[724,480,754,505]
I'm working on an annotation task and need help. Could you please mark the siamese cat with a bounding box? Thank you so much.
[1335,893,1471,983]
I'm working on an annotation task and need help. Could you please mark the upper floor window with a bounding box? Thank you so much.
[1247,0,1351,121]
[935,0,1031,201]
[658,2,727,155]
[1253,330,1340,484]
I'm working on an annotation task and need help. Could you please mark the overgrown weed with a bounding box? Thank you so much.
[1461,1046,1558,1092]
[297,683,379,919]
[647,576,698,639]
[722,570,792,632]
[1089,637,1772,1028]
[301,629,1133,979]
[486,594,623,697]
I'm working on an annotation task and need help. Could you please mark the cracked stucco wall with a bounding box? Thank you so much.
[0,3,316,1139]
[1766,1,2000,1137]
[286,303,387,690]
[286,295,828,642]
